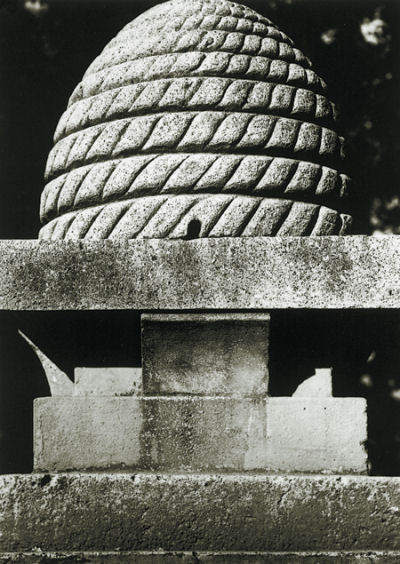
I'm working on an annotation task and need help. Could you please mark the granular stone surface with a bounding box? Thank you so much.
[1,552,400,563]
[39,0,352,240]
[141,313,269,396]
[1,474,400,552]
[33,396,367,473]
[1,237,400,310]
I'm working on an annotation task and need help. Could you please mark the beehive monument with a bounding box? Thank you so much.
[1,0,400,562]
[39,0,351,241]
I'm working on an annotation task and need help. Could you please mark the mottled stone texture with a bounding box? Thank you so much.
[39,0,352,240]
[141,313,269,395]
[33,397,268,472]
[33,396,367,473]
[74,367,142,396]
[1,237,399,310]
[1,551,400,563]
[1,474,400,553]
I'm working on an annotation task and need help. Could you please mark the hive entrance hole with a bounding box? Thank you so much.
[186,219,202,239]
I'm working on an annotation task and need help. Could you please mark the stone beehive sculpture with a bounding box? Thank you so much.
[39,0,352,240]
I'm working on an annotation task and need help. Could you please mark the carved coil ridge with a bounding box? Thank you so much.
[39,0,352,239]
[41,155,350,223]
[39,195,352,240]
[84,29,311,78]
[69,54,327,107]
[129,0,277,27]
[56,78,337,142]
[46,112,345,181]
[111,15,295,48]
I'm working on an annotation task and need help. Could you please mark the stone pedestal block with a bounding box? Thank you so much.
[141,313,269,396]
[265,397,368,474]
[34,397,268,472]
[34,398,142,471]
[34,396,367,473]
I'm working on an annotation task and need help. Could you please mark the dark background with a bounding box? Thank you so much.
[1,0,400,475]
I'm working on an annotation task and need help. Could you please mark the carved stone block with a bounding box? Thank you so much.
[38,0,352,240]
[33,397,268,472]
[33,395,367,473]
[265,397,368,474]
[141,313,269,396]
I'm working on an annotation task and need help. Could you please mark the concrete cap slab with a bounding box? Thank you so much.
[1,237,400,310]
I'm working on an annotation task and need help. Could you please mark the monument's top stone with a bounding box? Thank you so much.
[39,0,352,240]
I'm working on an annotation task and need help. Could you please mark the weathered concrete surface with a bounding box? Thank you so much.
[34,397,269,472]
[1,237,400,310]
[2,551,400,563]
[1,474,400,552]
[142,313,269,395]
[34,397,367,473]
[74,367,142,396]
[266,398,368,474]
[34,398,142,471]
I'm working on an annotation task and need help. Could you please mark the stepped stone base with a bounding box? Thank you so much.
[1,474,399,554]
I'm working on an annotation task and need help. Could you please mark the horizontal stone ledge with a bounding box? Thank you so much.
[1,551,400,563]
[0,236,399,310]
[1,473,400,552]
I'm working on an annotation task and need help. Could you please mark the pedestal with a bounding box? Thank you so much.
[2,238,397,562]
[1,473,400,562]
[33,312,367,474]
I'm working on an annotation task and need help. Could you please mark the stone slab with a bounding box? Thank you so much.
[1,474,400,552]
[33,397,268,472]
[34,397,142,471]
[74,367,142,396]
[1,237,400,310]
[141,313,269,396]
[1,551,400,563]
[266,397,368,474]
[33,396,367,473]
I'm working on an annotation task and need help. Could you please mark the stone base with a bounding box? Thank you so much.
[1,551,400,563]
[0,474,399,553]
[33,396,367,473]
